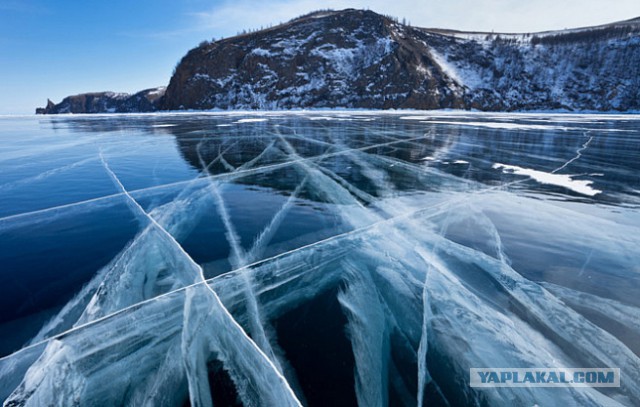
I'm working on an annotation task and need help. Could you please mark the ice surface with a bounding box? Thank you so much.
[0,112,639,406]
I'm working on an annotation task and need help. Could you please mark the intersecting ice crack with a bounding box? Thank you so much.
[207,179,287,374]
[3,117,640,406]
[4,176,640,405]
[194,131,314,397]
[0,131,442,226]
[276,133,457,405]
[196,140,239,175]
[99,152,302,406]
[4,173,474,363]
[2,135,580,344]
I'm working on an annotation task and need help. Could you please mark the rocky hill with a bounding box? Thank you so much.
[161,9,465,110]
[36,87,166,114]
[37,9,640,113]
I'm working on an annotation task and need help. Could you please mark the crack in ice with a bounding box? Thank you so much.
[99,152,302,407]
[0,132,443,226]
[553,133,594,174]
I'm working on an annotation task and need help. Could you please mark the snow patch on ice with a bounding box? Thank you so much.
[493,163,601,196]
[235,118,268,123]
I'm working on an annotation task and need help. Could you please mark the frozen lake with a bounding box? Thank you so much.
[0,111,639,406]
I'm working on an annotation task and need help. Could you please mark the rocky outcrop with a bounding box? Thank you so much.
[35,99,56,115]
[38,9,640,113]
[36,87,166,114]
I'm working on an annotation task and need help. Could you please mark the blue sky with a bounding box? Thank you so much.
[1,0,639,114]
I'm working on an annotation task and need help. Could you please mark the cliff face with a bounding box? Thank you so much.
[38,10,640,113]
[36,87,165,114]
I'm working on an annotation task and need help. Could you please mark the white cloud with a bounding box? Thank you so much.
[191,0,640,36]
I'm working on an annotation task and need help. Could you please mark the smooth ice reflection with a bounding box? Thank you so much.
[0,112,639,406]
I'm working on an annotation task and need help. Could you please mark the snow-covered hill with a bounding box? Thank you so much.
[421,17,640,111]
[162,9,463,110]
[38,9,640,113]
